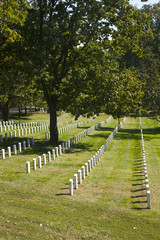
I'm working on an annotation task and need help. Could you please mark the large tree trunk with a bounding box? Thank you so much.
[47,95,58,144]
[0,101,9,121]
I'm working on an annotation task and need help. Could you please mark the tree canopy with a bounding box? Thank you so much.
[0,0,158,143]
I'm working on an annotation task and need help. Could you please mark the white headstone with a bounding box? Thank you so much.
[62,142,65,152]
[26,161,30,173]
[78,170,82,184]
[1,149,5,159]
[147,190,151,209]
[14,130,16,137]
[38,156,41,168]
[27,139,30,148]
[18,129,21,137]
[55,147,58,157]
[69,179,73,196]
[52,149,55,160]
[23,141,26,150]
[48,151,51,162]
[43,154,46,165]
[33,158,36,170]
[88,160,91,172]
[18,142,22,152]
[13,144,17,155]
[82,166,85,179]
[91,158,93,169]
[85,163,88,176]
[8,147,11,157]
[68,140,70,148]
[74,174,78,189]
[59,145,62,155]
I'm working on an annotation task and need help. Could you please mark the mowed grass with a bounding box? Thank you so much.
[0,115,160,239]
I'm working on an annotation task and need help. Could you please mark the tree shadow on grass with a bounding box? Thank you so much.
[19,140,58,156]
[66,143,97,154]
[143,127,160,135]
[114,129,141,141]
[0,137,34,149]
[114,126,160,141]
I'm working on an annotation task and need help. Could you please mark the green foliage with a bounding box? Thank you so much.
[0,0,28,43]
[0,0,155,133]
[106,69,144,119]
[111,3,152,57]
[61,42,119,116]
[0,0,29,120]
[140,3,160,114]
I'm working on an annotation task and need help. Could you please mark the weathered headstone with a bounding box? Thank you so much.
[74,174,78,189]
[85,163,88,176]
[82,166,85,179]
[8,147,11,157]
[88,160,91,172]
[55,147,58,157]
[26,161,30,173]
[52,149,55,160]
[38,156,41,168]
[33,158,36,170]
[18,142,22,152]
[13,144,17,155]
[69,179,73,196]
[48,151,51,162]
[43,154,46,165]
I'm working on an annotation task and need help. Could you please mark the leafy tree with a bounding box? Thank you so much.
[23,0,116,143]
[62,42,119,118]
[118,2,160,116]
[0,0,28,43]
[106,69,144,121]
[23,0,151,143]
[0,0,28,120]
[140,3,160,115]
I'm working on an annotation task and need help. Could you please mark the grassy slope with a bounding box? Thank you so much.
[0,115,160,239]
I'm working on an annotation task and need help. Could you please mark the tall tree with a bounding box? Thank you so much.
[0,0,28,120]
[24,0,117,143]
[141,2,160,115]
[23,0,151,143]
[118,2,160,116]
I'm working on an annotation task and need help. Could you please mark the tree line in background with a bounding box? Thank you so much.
[0,0,160,143]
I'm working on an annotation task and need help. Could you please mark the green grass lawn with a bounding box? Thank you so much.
[0,115,160,239]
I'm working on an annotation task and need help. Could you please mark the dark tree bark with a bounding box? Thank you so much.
[47,95,58,144]
[0,101,9,121]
